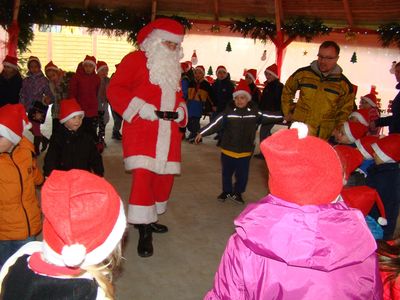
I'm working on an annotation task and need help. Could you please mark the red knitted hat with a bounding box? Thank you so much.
[264,64,278,78]
[83,55,96,68]
[355,136,379,159]
[371,134,400,163]
[341,186,387,225]
[343,121,368,143]
[233,79,251,101]
[216,65,227,74]
[350,109,371,126]
[0,104,31,145]
[361,93,378,108]
[137,18,184,45]
[96,60,108,73]
[334,145,363,180]
[45,61,59,73]
[261,122,343,205]
[2,55,18,69]
[41,169,126,267]
[245,69,257,82]
[59,98,85,124]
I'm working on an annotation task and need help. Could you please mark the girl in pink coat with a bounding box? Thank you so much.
[205,122,382,300]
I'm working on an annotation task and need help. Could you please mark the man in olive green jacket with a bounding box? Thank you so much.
[281,41,355,140]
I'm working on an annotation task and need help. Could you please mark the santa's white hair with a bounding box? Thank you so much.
[141,34,183,92]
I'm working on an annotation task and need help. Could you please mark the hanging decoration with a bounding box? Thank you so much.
[390,61,397,74]
[378,22,400,49]
[351,52,357,63]
[207,66,213,75]
[210,24,220,33]
[0,0,192,53]
[191,50,198,65]
[303,50,308,56]
[226,41,232,52]
[345,31,357,41]
[261,50,267,61]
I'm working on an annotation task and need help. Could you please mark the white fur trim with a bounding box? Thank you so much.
[361,96,377,108]
[350,111,369,126]
[61,244,86,267]
[378,217,388,226]
[124,155,181,174]
[139,103,158,121]
[343,122,356,143]
[0,124,21,145]
[175,103,188,126]
[156,201,168,215]
[43,201,127,267]
[290,122,308,139]
[216,67,227,74]
[60,111,84,124]
[232,90,251,101]
[175,106,185,123]
[2,61,18,70]
[246,72,256,82]
[371,143,395,163]
[96,65,108,73]
[122,97,146,123]
[83,60,96,68]
[265,69,278,79]
[151,28,183,44]
[127,204,158,224]
[355,139,372,159]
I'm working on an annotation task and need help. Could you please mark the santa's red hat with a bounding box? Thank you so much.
[334,145,363,180]
[264,64,278,78]
[0,104,31,145]
[350,109,370,126]
[41,169,126,268]
[216,65,227,74]
[341,186,387,225]
[245,69,257,82]
[82,55,96,68]
[233,79,251,101]
[195,65,205,75]
[180,61,191,73]
[2,55,18,70]
[44,61,59,73]
[361,93,378,108]
[261,122,343,205]
[355,135,379,159]
[343,121,368,143]
[59,98,85,124]
[28,56,41,68]
[96,60,108,73]
[371,134,400,163]
[137,18,184,45]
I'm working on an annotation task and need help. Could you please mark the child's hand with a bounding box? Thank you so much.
[194,133,202,144]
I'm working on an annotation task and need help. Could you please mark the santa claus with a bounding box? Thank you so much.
[107,18,187,257]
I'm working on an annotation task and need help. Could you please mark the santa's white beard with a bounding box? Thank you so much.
[141,35,183,93]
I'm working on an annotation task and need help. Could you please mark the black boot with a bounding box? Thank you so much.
[33,136,41,156]
[137,224,153,257]
[41,136,49,152]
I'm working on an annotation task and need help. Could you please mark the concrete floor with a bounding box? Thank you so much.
[35,118,269,300]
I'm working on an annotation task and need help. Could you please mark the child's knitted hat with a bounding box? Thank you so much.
[371,134,400,163]
[261,122,343,205]
[96,60,108,73]
[349,109,370,126]
[83,55,97,68]
[341,186,387,225]
[355,136,379,159]
[2,55,18,70]
[59,98,84,124]
[233,79,251,101]
[40,169,126,268]
[343,121,368,143]
[334,145,363,181]
[0,104,31,145]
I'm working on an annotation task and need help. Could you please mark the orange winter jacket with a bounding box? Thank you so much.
[0,137,43,240]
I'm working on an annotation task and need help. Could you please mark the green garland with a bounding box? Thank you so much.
[0,0,192,53]
[378,23,400,48]
[229,17,331,42]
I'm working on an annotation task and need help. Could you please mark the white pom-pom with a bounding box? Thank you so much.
[61,244,87,267]
[290,122,308,139]
[378,217,388,226]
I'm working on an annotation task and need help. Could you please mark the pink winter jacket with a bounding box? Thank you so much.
[205,195,383,300]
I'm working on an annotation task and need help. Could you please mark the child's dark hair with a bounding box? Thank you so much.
[378,239,400,284]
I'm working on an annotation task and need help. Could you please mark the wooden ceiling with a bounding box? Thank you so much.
[49,0,400,28]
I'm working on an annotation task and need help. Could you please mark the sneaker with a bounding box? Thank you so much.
[231,193,245,204]
[217,192,231,202]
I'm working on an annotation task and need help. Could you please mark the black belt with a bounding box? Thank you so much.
[155,110,178,120]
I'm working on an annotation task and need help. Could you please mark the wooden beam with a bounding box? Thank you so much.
[213,0,219,22]
[274,0,283,32]
[342,0,354,27]
[12,0,21,22]
[151,0,157,21]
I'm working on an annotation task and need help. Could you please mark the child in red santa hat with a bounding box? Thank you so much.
[333,120,368,145]
[0,169,126,300]
[366,134,400,240]
[205,122,381,299]
[358,86,381,135]
[0,104,43,268]
[244,68,261,104]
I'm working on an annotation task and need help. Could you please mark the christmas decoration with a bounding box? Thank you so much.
[207,66,213,75]
[303,50,308,56]
[345,31,357,41]
[191,50,198,65]
[378,22,400,49]
[351,52,357,63]
[210,24,220,33]
[226,42,232,52]
[390,61,397,74]
[261,50,267,61]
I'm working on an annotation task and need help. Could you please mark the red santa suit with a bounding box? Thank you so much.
[107,20,187,225]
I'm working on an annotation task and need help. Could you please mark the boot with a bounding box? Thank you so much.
[41,136,49,152]
[137,224,153,257]
[33,136,41,156]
